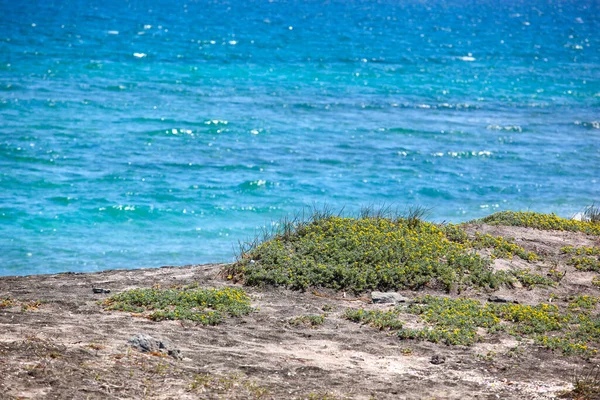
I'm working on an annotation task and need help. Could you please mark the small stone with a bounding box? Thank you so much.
[128,333,181,359]
[371,292,410,304]
[129,333,163,353]
[488,295,518,304]
[168,349,182,360]
[430,354,445,365]
[511,280,523,289]
[92,288,111,294]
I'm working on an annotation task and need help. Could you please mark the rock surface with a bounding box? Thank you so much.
[371,291,410,304]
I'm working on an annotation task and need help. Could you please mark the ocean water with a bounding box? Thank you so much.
[1,0,598,276]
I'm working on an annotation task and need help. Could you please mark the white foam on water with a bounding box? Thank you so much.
[133,53,147,58]
[107,30,119,35]
[486,125,523,132]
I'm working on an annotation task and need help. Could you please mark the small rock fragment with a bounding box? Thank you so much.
[488,295,518,304]
[128,333,181,359]
[371,292,409,304]
[430,354,446,365]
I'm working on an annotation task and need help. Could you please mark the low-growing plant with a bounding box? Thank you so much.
[475,211,600,235]
[398,297,499,345]
[584,204,600,223]
[0,298,15,308]
[344,308,404,330]
[570,364,600,399]
[568,296,599,312]
[471,233,539,261]
[304,392,342,400]
[510,269,556,288]
[343,296,600,355]
[400,347,413,355]
[21,300,44,312]
[102,286,253,325]
[548,268,566,283]
[189,373,269,398]
[568,257,600,273]
[561,246,600,257]
[290,314,325,328]
[475,350,497,362]
[321,304,335,312]
[227,211,523,294]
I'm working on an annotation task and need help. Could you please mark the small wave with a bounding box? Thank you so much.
[85,61,103,70]
[106,84,127,91]
[388,127,438,136]
[165,128,195,136]
[204,119,228,125]
[436,103,478,110]
[238,180,276,190]
[0,83,22,91]
[486,125,523,132]
[574,121,600,130]
[48,196,78,205]
[96,205,158,219]
[430,151,493,158]
[417,187,454,200]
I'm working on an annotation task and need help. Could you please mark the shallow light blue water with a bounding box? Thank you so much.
[1,0,599,276]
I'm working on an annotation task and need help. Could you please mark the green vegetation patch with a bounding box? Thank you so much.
[570,365,600,399]
[507,269,557,288]
[471,233,539,261]
[189,373,269,398]
[102,286,253,325]
[0,298,15,308]
[561,246,600,272]
[344,308,404,330]
[228,214,546,294]
[475,211,600,235]
[289,314,325,328]
[345,296,600,355]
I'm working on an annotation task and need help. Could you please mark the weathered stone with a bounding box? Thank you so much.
[488,295,518,304]
[371,292,410,304]
[128,333,181,358]
[430,354,446,365]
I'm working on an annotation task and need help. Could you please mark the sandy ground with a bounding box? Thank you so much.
[1,224,599,399]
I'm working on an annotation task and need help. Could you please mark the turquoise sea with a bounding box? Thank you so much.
[1,0,598,276]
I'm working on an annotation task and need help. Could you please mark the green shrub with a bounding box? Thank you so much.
[471,233,539,261]
[344,308,403,330]
[475,211,600,235]
[561,246,600,272]
[510,269,556,288]
[584,204,600,223]
[343,296,600,355]
[102,286,253,325]
[290,314,325,328]
[228,215,510,294]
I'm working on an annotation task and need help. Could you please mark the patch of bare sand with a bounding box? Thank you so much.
[1,225,599,399]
